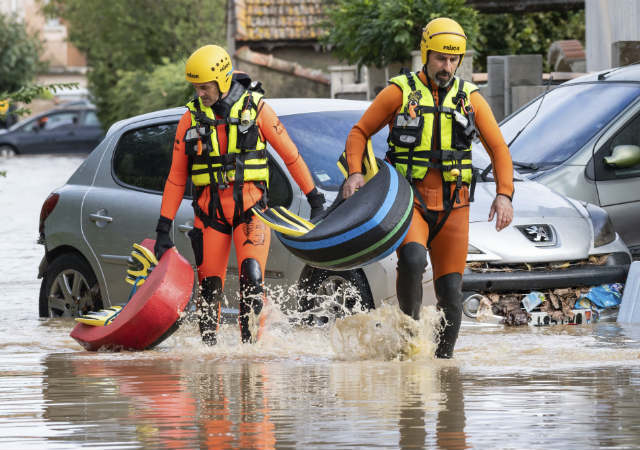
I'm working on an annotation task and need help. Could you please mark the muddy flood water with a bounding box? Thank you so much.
[1,154,640,450]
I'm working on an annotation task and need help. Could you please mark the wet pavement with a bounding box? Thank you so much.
[1,154,640,450]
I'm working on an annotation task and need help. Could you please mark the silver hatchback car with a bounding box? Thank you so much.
[478,65,640,258]
[37,99,631,324]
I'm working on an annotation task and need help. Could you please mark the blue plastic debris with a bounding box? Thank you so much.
[522,291,545,312]
[575,283,623,310]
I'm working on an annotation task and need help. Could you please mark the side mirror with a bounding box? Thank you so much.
[603,145,640,169]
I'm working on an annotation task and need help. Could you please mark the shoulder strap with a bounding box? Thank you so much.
[406,71,417,93]
[454,79,467,111]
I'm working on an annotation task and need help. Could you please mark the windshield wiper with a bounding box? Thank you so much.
[513,161,539,171]
[480,161,540,181]
[480,163,493,181]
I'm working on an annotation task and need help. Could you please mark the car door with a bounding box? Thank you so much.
[81,120,178,304]
[9,118,43,153]
[591,111,640,254]
[37,111,82,152]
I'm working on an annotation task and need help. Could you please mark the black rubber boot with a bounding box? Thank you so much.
[434,273,463,359]
[198,276,223,346]
[396,242,428,320]
[239,258,264,343]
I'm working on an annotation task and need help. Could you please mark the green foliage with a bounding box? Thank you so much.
[322,0,478,67]
[475,10,585,72]
[44,0,226,128]
[105,59,192,126]
[0,13,44,93]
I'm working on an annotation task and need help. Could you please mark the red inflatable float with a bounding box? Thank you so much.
[70,239,195,351]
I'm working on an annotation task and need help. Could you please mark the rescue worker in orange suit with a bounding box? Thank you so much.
[343,18,514,358]
[154,45,325,345]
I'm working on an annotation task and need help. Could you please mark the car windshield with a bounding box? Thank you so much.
[475,82,640,167]
[280,110,388,190]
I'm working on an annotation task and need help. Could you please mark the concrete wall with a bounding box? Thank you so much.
[611,41,640,66]
[586,0,640,71]
[486,54,543,121]
[329,49,477,101]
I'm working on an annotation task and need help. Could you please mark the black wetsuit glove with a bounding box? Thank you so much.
[154,216,174,260]
[306,187,326,220]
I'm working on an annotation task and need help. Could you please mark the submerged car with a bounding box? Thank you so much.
[477,64,640,257]
[0,101,103,156]
[37,99,631,325]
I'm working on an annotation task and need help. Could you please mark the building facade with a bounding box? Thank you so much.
[1,0,88,111]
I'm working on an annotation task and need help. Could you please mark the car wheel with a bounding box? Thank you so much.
[0,145,16,158]
[297,266,374,324]
[39,253,103,318]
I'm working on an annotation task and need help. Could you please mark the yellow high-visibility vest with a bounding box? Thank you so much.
[388,73,477,184]
[186,90,268,187]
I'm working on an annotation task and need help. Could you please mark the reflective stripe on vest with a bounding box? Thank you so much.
[388,74,477,183]
[186,91,268,187]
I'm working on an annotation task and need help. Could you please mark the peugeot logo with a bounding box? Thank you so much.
[516,224,557,247]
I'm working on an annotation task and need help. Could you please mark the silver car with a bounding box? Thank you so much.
[37,98,631,324]
[478,65,640,258]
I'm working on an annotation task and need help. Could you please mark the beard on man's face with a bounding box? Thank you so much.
[434,70,454,88]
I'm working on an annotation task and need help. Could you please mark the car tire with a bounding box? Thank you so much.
[39,253,103,318]
[0,145,16,158]
[297,265,374,324]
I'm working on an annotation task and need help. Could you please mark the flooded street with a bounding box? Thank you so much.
[1,155,640,450]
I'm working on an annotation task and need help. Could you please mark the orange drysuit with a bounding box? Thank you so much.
[160,100,315,284]
[346,71,514,279]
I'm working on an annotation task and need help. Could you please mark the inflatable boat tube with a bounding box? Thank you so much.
[70,239,194,351]
[277,160,413,270]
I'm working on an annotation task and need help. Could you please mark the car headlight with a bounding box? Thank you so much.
[467,243,484,254]
[585,203,615,247]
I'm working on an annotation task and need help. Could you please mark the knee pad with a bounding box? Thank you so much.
[240,258,263,311]
[434,273,463,310]
[240,258,263,296]
[396,243,428,320]
[397,242,428,274]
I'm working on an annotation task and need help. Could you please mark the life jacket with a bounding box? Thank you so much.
[386,72,477,185]
[386,71,478,248]
[184,78,268,232]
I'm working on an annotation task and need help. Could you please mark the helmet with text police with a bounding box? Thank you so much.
[420,17,467,66]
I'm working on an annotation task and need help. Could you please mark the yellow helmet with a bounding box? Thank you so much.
[420,17,467,65]
[185,45,233,93]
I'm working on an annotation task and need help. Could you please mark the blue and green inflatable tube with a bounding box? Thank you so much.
[276,161,413,270]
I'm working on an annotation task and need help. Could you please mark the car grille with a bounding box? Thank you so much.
[465,254,610,273]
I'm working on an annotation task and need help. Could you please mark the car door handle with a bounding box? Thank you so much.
[178,224,193,233]
[89,211,113,223]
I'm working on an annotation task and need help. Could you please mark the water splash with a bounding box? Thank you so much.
[330,304,443,361]
[168,283,444,362]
